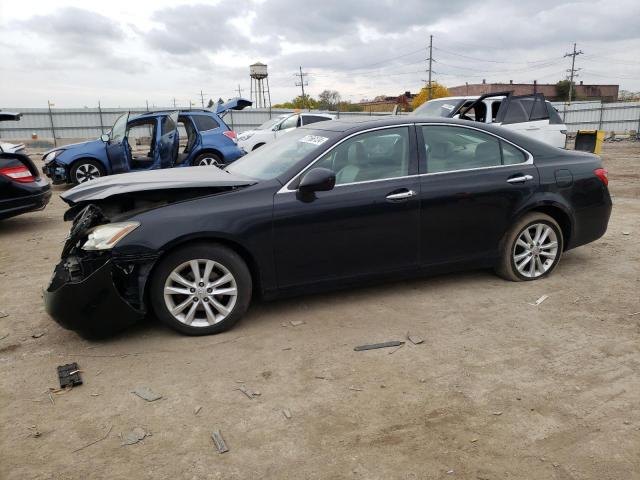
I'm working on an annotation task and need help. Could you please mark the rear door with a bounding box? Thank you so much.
[417,124,539,266]
[494,94,550,144]
[106,113,130,174]
[157,111,179,168]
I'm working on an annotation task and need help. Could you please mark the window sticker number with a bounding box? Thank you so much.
[299,135,329,146]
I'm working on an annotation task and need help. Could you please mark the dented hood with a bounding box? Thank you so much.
[61,166,256,205]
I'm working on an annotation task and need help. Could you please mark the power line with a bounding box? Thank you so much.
[434,46,563,65]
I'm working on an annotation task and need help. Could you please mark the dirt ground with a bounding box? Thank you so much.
[1,142,639,480]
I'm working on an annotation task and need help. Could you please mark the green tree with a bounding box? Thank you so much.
[318,90,341,110]
[273,95,318,110]
[556,80,576,101]
[206,98,214,108]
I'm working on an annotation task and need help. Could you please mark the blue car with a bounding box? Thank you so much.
[42,99,251,185]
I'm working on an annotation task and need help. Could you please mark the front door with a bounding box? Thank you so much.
[106,113,130,174]
[273,126,421,288]
[156,111,179,168]
[417,124,539,266]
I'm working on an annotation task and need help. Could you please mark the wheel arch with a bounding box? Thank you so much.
[143,234,263,305]
[516,201,574,250]
[194,148,224,163]
[252,143,266,151]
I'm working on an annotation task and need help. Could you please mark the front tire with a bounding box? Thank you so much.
[193,153,223,167]
[496,212,563,282]
[70,159,105,185]
[149,243,252,335]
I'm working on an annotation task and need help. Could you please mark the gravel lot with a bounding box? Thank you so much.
[1,142,639,479]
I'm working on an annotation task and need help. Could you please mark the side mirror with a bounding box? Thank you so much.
[298,168,336,194]
[101,134,110,142]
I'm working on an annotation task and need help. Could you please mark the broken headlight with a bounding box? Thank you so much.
[82,222,140,251]
[44,150,63,162]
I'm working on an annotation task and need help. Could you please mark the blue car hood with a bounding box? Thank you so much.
[61,166,256,205]
[44,139,104,155]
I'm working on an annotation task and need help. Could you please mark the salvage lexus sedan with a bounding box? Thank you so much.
[44,117,611,338]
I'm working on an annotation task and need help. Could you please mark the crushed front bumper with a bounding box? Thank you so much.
[44,256,145,339]
[42,161,69,184]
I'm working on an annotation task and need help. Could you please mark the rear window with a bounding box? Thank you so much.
[413,99,464,117]
[191,115,220,132]
[302,115,331,125]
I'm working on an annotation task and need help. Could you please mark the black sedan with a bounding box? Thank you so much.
[44,117,611,338]
[1,148,51,220]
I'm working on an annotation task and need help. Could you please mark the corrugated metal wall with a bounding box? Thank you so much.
[1,103,638,141]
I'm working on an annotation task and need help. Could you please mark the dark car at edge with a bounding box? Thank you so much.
[44,117,612,338]
[1,145,51,220]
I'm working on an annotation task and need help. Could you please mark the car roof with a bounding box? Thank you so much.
[133,109,217,120]
[302,116,560,156]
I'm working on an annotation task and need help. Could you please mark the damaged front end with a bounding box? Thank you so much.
[45,204,155,338]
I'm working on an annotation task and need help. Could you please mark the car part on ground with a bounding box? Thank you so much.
[0,151,51,220]
[40,100,251,185]
[44,117,612,338]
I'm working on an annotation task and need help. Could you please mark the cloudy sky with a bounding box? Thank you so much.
[0,0,638,108]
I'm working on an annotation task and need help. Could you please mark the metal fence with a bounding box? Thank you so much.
[0,107,394,143]
[1,101,638,143]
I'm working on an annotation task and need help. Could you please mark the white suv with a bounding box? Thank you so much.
[413,92,567,148]
[238,112,335,152]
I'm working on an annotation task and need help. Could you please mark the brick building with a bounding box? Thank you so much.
[447,81,619,102]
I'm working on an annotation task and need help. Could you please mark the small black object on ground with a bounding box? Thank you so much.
[57,363,82,388]
[354,341,404,352]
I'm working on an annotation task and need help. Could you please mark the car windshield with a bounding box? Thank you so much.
[226,129,336,180]
[256,116,286,130]
[413,99,464,117]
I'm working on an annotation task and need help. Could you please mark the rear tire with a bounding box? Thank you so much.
[496,212,563,282]
[70,159,105,185]
[252,143,265,151]
[193,153,223,167]
[149,243,252,335]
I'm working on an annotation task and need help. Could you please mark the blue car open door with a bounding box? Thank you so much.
[157,111,179,169]
[106,113,130,174]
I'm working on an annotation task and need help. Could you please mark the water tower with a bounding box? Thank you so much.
[250,62,271,109]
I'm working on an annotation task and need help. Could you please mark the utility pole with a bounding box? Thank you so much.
[199,90,207,108]
[294,66,309,110]
[47,100,57,147]
[427,34,433,100]
[236,84,243,98]
[172,98,177,108]
[564,43,583,105]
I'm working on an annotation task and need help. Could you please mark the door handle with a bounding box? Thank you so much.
[507,174,534,184]
[386,189,416,201]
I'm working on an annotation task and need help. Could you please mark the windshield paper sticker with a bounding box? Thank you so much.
[441,104,455,111]
[299,135,329,146]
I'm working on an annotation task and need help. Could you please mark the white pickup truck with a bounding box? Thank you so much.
[413,92,567,148]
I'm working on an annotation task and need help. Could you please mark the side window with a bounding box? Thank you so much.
[491,101,502,122]
[314,127,410,185]
[162,115,176,135]
[191,115,219,132]
[460,101,486,123]
[126,121,155,158]
[501,142,527,165]
[547,103,564,124]
[421,126,501,173]
[302,115,330,125]
[280,115,298,130]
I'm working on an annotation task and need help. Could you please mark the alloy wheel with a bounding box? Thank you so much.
[163,259,238,327]
[75,164,101,183]
[512,223,559,279]
[197,157,221,167]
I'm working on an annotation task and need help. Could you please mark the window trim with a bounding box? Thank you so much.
[278,124,415,193]
[277,123,533,194]
[190,114,220,133]
[416,123,533,176]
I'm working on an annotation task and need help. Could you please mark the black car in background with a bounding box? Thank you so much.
[45,117,611,338]
[0,147,51,220]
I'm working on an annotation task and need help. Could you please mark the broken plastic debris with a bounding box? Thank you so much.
[290,320,305,327]
[131,386,162,402]
[121,427,150,446]
[282,409,292,419]
[32,332,45,339]
[211,430,229,453]
[407,334,424,345]
[57,363,83,388]
[194,406,203,415]
[237,384,259,400]
[0,311,8,318]
[528,295,549,306]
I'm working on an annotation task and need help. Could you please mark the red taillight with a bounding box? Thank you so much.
[594,168,608,186]
[0,166,35,183]
[223,130,237,143]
